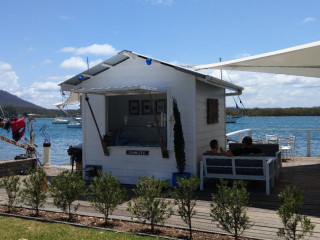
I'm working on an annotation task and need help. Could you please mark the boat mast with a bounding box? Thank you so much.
[219,57,223,80]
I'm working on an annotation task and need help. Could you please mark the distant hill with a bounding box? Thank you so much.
[0,90,43,109]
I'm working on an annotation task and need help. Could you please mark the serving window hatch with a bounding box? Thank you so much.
[99,87,168,151]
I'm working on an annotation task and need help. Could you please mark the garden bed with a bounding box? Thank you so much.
[0,205,255,240]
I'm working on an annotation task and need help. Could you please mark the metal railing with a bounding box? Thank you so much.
[226,128,320,157]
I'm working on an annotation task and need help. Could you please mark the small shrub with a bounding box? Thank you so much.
[172,175,200,240]
[0,170,21,212]
[210,179,250,240]
[88,170,127,225]
[277,185,315,240]
[21,168,48,216]
[127,176,173,234]
[50,170,85,221]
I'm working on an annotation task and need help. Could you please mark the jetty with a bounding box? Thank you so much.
[0,158,37,177]
[0,156,319,240]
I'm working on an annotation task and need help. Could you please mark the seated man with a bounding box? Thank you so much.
[226,136,263,156]
[205,139,226,155]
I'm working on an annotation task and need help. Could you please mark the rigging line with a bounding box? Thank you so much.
[232,96,238,107]
[225,69,247,110]
[0,104,5,119]
[220,59,241,110]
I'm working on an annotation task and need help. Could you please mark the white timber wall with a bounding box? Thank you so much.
[82,93,106,166]
[80,56,218,184]
[195,81,226,171]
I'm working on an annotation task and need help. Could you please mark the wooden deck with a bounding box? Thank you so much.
[0,156,319,239]
[112,156,320,239]
[0,158,37,177]
[186,156,320,239]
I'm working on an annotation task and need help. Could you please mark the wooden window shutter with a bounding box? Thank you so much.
[207,98,219,124]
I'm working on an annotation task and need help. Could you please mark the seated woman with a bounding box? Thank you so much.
[205,139,226,155]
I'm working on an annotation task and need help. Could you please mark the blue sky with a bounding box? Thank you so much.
[0,0,320,109]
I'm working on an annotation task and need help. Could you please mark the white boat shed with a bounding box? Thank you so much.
[59,50,243,185]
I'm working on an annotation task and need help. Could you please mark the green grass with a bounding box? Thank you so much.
[0,216,157,240]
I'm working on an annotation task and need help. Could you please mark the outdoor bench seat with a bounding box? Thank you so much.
[200,154,276,195]
[229,143,282,177]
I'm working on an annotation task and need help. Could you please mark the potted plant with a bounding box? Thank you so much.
[172,97,191,186]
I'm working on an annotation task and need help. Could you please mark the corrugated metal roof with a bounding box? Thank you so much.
[85,64,109,76]
[60,50,243,93]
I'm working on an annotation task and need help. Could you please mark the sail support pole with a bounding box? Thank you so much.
[84,94,109,156]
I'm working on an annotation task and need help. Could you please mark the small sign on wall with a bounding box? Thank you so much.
[126,150,149,155]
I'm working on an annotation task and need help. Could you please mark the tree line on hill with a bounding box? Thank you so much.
[1,105,80,118]
[1,105,320,118]
[226,107,320,116]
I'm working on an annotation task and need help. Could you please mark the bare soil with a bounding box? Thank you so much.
[0,205,254,240]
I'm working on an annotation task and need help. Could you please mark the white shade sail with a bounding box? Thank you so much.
[194,41,320,78]
[54,92,81,109]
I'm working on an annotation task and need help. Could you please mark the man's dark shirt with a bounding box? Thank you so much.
[232,147,263,156]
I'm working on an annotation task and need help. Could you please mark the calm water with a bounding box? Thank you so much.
[227,116,320,157]
[1,117,320,165]
[0,118,82,165]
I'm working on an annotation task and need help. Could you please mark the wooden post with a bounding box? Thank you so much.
[200,160,204,190]
[307,130,311,157]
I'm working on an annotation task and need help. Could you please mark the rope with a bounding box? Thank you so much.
[0,104,6,119]
[225,70,247,115]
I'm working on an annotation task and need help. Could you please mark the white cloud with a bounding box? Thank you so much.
[17,81,61,108]
[302,17,316,23]
[0,62,71,108]
[145,0,173,5]
[60,43,117,56]
[209,70,320,108]
[0,62,11,71]
[60,57,103,70]
[26,47,34,52]
[0,62,20,92]
[60,57,87,70]
[45,75,71,83]
[13,77,70,109]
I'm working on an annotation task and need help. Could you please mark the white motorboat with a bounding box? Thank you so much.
[52,118,71,124]
[226,115,243,123]
[67,122,82,128]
